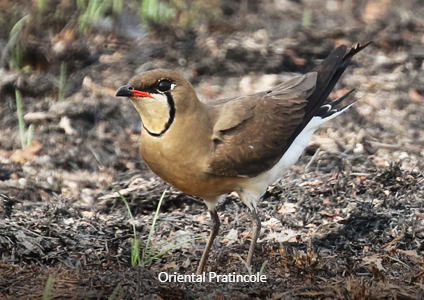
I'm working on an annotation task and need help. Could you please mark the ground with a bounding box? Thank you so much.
[1,0,424,299]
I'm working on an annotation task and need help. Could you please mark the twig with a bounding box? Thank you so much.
[305,148,320,172]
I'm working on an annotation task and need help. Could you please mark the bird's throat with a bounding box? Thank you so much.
[131,93,175,136]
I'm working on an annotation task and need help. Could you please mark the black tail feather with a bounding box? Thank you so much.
[342,41,372,63]
[327,88,356,107]
[307,42,371,119]
[282,42,371,153]
[315,88,356,118]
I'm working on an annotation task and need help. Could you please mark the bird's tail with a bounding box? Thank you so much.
[314,88,356,120]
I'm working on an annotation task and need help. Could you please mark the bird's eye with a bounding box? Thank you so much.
[157,79,172,92]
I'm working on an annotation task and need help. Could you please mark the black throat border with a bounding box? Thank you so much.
[143,92,176,137]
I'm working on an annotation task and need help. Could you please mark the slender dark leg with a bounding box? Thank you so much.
[246,207,261,267]
[197,209,220,275]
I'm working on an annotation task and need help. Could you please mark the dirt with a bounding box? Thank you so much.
[1,0,424,299]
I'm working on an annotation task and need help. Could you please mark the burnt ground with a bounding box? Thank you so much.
[1,0,424,299]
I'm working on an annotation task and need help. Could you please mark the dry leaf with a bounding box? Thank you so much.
[363,0,390,24]
[396,249,418,257]
[327,172,339,182]
[415,210,424,219]
[222,228,238,246]
[262,217,282,229]
[355,176,367,183]
[162,261,178,269]
[263,229,300,243]
[369,262,385,281]
[240,231,250,239]
[99,51,122,64]
[363,254,385,271]
[319,210,336,218]
[278,203,296,214]
[196,215,205,223]
[383,234,404,251]
[81,211,95,218]
[82,76,116,97]
[10,173,20,179]
[292,57,306,66]
[299,179,323,186]
[182,258,191,268]
[408,88,423,102]
[0,149,10,159]
[10,140,43,164]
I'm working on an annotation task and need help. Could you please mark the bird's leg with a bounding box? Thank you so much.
[197,209,220,275]
[246,207,261,267]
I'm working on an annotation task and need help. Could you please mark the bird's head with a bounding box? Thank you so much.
[116,69,198,137]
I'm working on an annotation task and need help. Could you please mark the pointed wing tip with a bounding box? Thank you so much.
[327,88,356,107]
[352,41,372,53]
[342,41,372,62]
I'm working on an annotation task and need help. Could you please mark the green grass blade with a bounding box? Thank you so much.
[145,189,167,255]
[110,184,137,239]
[58,62,67,100]
[77,0,85,11]
[108,283,122,300]
[259,260,268,276]
[302,8,312,29]
[26,124,34,148]
[15,90,26,149]
[131,237,142,267]
[36,0,47,13]
[113,0,123,14]
[8,16,28,70]
[236,254,252,276]
[42,274,54,300]
[110,183,144,266]
[9,15,28,45]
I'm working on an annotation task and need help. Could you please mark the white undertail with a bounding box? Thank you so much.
[237,101,355,210]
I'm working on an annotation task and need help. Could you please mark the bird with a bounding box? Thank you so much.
[115,42,371,275]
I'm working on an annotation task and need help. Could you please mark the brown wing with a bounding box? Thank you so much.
[206,72,317,177]
[206,42,370,177]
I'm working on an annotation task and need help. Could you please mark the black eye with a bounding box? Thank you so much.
[157,79,172,92]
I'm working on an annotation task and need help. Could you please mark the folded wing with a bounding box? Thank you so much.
[207,42,370,177]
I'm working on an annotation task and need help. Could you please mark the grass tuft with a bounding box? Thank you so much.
[236,254,268,276]
[15,90,34,149]
[144,188,167,255]
[8,15,29,70]
[110,183,143,267]
[236,254,253,275]
[110,185,208,267]
[78,0,112,32]
[138,0,175,25]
